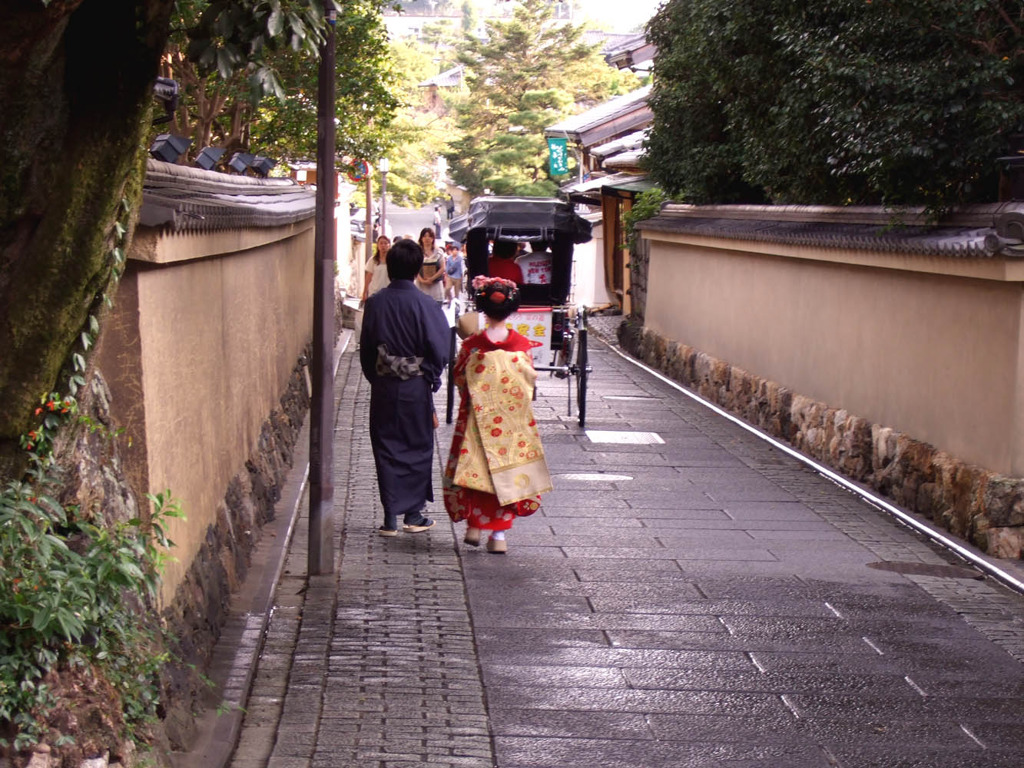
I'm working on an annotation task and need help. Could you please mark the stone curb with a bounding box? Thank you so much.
[170,331,352,768]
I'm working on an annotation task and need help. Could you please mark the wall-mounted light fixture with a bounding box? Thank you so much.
[228,152,255,173]
[195,146,226,171]
[250,156,276,177]
[149,133,192,163]
[152,77,180,125]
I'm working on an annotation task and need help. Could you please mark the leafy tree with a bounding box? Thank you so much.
[645,0,1024,210]
[165,0,398,167]
[0,0,397,751]
[248,0,400,164]
[447,0,637,196]
[0,0,177,475]
[420,17,463,60]
[383,37,460,205]
[386,0,459,14]
[0,0,396,469]
[460,0,477,33]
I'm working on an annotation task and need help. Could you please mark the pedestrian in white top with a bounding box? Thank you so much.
[363,235,391,302]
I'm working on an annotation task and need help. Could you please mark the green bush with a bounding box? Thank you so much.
[0,394,182,751]
[645,0,1024,211]
[623,187,667,256]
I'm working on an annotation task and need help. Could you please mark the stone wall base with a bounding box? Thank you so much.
[618,319,1024,560]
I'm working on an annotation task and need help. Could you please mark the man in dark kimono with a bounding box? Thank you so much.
[360,239,451,536]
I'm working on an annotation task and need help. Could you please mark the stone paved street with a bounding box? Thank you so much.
[223,319,1024,768]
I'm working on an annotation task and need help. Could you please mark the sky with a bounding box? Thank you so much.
[575,0,663,32]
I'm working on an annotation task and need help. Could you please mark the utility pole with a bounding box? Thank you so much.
[309,3,337,575]
[365,172,373,271]
[379,158,389,239]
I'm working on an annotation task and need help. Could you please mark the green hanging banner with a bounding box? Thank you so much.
[547,137,569,176]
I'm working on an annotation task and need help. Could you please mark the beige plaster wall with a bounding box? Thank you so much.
[127,221,314,602]
[644,236,1024,477]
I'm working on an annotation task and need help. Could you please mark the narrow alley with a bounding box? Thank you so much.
[215,323,1024,768]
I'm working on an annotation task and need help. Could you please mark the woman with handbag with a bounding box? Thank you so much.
[443,276,552,553]
[415,228,447,304]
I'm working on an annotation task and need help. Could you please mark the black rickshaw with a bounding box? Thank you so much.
[446,195,593,427]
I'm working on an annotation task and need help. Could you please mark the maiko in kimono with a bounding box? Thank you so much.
[443,276,552,553]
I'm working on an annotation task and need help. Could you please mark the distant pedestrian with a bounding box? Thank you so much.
[433,205,443,238]
[444,241,463,301]
[360,239,451,536]
[446,194,455,220]
[443,276,551,554]
[415,228,447,304]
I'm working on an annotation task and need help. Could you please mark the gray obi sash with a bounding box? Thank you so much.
[375,344,424,380]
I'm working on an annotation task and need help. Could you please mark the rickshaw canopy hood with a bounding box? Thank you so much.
[448,196,593,245]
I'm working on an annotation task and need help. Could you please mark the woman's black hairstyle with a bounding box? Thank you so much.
[387,239,424,281]
[473,276,520,320]
[491,239,517,259]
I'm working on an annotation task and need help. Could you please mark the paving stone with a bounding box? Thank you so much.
[221,336,1024,768]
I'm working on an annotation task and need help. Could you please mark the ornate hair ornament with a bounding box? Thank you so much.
[472,275,518,292]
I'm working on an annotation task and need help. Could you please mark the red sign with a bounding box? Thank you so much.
[347,159,369,182]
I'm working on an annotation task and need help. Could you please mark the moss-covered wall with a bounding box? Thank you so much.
[0,0,175,479]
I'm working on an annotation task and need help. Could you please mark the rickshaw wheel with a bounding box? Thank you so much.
[576,316,588,428]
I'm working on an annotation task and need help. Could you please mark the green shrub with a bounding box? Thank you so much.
[0,393,182,751]
[623,187,666,256]
[646,0,1024,210]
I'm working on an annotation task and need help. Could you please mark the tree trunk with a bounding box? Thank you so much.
[0,0,175,477]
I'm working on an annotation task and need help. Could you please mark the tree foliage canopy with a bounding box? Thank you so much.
[381,34,459,206]
[249,1,400,164]
[0,0,400,467]
[163,0,399,167]
[645,0,1024,210]
[447,0,637,196]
